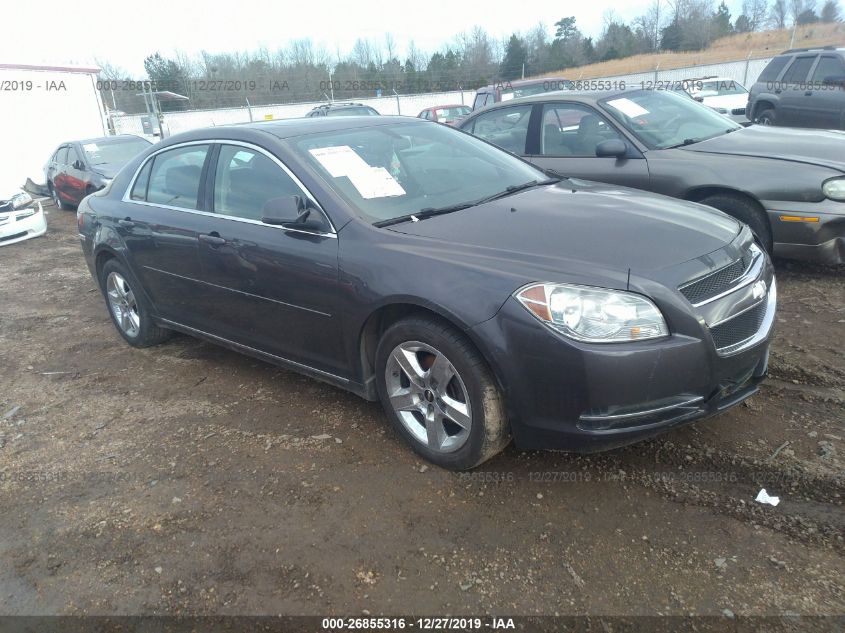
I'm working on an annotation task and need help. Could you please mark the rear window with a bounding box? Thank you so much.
[145,145,210,210]
[781,56,816,84]
[758,56,790,82]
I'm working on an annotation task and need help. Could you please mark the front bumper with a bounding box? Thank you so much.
[765,201,845,265]
[0,202,47,247]
[470,248,776,452]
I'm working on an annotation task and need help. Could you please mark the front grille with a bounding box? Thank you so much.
[731,107,746,115]
[679,253,751,304]
[710,301,767,351]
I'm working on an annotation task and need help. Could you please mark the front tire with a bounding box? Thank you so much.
[755,107,776,126]
[99,259,171,348]
[699,193,773,255]
[375,316,510,470]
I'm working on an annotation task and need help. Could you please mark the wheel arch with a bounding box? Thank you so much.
[356,300,508,403]
[751,99,775,120]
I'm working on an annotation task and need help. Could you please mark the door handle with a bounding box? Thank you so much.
[118,218,135,228]
[198,232,227,246]
[805,91,813,96]
[774,89,782,94]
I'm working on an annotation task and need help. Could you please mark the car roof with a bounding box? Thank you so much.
[781,45,845,54]
[477,76,569,91]
[67,134,150,146]
[175,116,425,141]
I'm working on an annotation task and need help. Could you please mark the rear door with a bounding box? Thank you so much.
[64,145,89,204]
[463,103,534,155]
[524,102,650,188]
[51,146,70,201]
[778,54,817,126]
[808,54,845,129]
[119,143,212,326]
[194,143,344,375]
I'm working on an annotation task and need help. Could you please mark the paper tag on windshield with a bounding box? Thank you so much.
[83,143,99,152]
[309,145,371,178]
[309,146,405,199]
[606,98,649,118]
[500,92,515,101]
[348,166,405,199]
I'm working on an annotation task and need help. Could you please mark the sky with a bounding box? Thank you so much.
[5,0,749,76]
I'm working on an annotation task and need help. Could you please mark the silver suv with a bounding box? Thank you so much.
[748,46,845,129]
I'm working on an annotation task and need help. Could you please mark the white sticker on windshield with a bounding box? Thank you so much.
[83,143,99,152]
[348,166,406,199]
[606,98,649,118]
[309,146,405,199]
[500,92,515,101]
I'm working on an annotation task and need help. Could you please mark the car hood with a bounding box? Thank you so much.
[387,180,740,276]
[683,125,845,172]
[90,163,122,179]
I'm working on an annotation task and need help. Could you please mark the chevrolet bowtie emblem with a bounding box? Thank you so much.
[752,280,767,300]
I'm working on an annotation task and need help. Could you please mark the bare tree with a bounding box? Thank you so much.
[741,0,770,29]
[770,0,789,27]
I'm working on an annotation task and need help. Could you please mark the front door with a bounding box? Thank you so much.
[195,143,344,375]
[525,102,650,189]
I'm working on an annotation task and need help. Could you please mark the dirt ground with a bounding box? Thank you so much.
[0,202,843,619]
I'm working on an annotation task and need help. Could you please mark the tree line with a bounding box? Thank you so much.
[98,0,843,114]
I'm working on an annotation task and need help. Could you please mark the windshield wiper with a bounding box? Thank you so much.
[664,128,737,149]
[373,178,560,228]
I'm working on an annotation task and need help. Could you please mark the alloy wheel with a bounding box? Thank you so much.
[384,341,472,453]
[106,272,140,338]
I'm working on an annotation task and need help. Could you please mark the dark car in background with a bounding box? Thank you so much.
[417,104,471,125]
[306,102,380,117]
[471,77,573,110]
[45,135,152,209]
[748,46,845,129]
[77,116,774,469]
[459,88,845,264]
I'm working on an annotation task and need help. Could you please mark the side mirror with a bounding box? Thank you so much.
[595,139,628,159]
[694,96,705,102]
[261,195,326,232]
[73,160,85,170]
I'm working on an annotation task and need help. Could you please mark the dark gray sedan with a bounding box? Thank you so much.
[78,117,774,469]
[458,88,845,265]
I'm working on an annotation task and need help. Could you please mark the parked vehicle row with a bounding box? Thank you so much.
[78,114,777,469]
[458,87,845,265]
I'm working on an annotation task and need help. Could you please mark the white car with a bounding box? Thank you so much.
[687,77,750,124]
[0,174,47,247]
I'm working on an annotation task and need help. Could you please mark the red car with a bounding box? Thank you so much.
[417,104,472,126]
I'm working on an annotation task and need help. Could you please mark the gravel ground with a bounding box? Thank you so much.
[0,203,842,618]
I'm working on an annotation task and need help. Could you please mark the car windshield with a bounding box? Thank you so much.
[82,137,151,165]
[696,80,747,96]
[435,106,471,119]
[292,121,547,224]
[600,90,740,150]
[327,107,378,116]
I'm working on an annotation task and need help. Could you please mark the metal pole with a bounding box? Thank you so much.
[246,97,253,122]
[743,51,752,85]
[329,71,334,101]
[393,88,400,115]
[521,63,525,79]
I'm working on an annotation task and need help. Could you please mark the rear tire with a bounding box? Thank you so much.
[50,184,68,210]
[698,193,773,255]
[755,108,776,126]
[375,317,510,470]
[99,259,171,348]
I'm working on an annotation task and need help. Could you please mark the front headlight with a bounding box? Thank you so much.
[10,192,33,210]
[516,283,669,343]
[822,177,845,201]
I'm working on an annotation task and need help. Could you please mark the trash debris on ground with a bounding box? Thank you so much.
[755,489,780,506]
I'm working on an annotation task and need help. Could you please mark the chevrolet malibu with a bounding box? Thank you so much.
[77,117,776,469]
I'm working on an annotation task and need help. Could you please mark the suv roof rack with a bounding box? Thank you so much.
[782,45,839,54]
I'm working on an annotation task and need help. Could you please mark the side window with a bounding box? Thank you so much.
[539,103,622,157]
[812,56,845,83]
[146,144,209,210]
[469,104,532,154]
[130,160,153,201]
[782,55,816,84]
[472,93,487,110]
[57,146,69,164]
[758,56,790,82]
[213,145,306,221]
[68,146,81,168]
